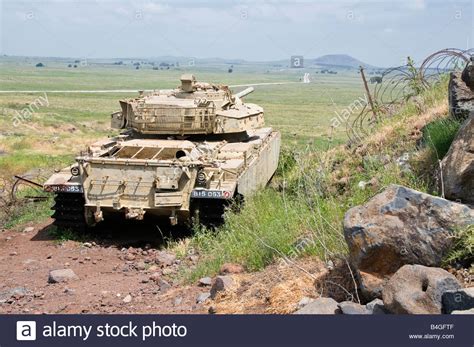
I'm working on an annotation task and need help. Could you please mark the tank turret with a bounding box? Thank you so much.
[111,74,264,136]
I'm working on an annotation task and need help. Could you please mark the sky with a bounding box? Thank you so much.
[0,0,472,67]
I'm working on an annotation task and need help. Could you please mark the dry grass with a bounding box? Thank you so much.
[207,257,328,314]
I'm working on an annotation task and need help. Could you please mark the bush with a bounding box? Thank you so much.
[443,225,474,267]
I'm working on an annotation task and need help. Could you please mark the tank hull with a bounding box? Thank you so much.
[44,129,280,227]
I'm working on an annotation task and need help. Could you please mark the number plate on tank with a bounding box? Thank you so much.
[191,190,231,199]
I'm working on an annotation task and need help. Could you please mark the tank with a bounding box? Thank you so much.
[43,75,281,230]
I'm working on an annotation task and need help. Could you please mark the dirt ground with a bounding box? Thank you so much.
[0,219,327,314]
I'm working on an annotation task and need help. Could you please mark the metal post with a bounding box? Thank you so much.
[359,66,378,122]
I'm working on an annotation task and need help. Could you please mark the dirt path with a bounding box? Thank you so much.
[0,220,209,314]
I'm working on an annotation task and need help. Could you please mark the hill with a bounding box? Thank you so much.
[308,54,376,69]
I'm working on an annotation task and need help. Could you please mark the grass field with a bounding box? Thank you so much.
[0,58,365,183]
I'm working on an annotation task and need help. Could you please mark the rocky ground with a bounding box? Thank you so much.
[0,219,330,314]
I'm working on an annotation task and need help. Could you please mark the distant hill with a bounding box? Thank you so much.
[308,54,376,69]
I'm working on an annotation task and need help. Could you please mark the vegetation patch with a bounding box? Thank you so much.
[180,79,452,281]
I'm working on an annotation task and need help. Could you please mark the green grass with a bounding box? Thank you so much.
[422,118,462,160]
[47,226,86,244]
[2,198,53,229]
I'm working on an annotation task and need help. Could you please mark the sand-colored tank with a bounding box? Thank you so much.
[44,75,281,229]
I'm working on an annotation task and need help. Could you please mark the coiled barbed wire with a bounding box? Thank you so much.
[346,48,473,144]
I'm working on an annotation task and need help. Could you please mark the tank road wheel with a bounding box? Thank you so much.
[51,193,88,232]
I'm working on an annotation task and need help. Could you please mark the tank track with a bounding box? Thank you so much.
[51,192,87,232]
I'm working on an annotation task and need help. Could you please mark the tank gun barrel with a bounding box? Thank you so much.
[234,87,254,99]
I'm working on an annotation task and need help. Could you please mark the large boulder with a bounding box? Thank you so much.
[449,71,474,120]
[294,297,340,314]
[344,185,473,299]
[441,116,474,204]
[382,265,461,314]
[442,288,474,314]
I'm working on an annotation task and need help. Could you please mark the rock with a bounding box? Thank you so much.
[83,242,92,248]
[64,288,75,295]
[441,116,474,204]
[124,253,136,261]
[147,265,159,272]
[9,287,28,300]
[449,71,474,120]
[123,294,132,303]
[162,268,175,275]
[338,301,370,314]
[294,297,340,314]
[366,299,387,314]
[135,261,146,271]
[461,59,474,90]
[297,297,314,309]
[155,251,176,267]
[48,269,79,284]
[157,279,171,292]
[220,263,244,274]
[174,297,183,306]
[442,287,474,314]
[198,277,213,286]
[23,227,34,233]
[382,265,461,314]
[9,251,17,256]
[210,276,235,298]
[344,185,474,299]
[196,292,211,304]
[149,272,161,282]
[451,308,474,314]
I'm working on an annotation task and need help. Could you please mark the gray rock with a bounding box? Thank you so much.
[382,265,461,314]
[297,297,315,309]
[198,277,213,286]
[48,269,78,284]
[338,301,370,314]
[157,279,171,292]
[451,308,474,315]
[442,287,474,314]
[366,298,388,314]
[294,297,340,314]
[155,251,176,267]
[196,292,211,303]
[23,227,34,233]
[344,185,473,299]
[441,116,474,204]
[135,261,146,271]
[0,287,29,302]
[449,71,474,120]
[210,276,235,299]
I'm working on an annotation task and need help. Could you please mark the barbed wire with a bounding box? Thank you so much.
[347,48,473,144]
